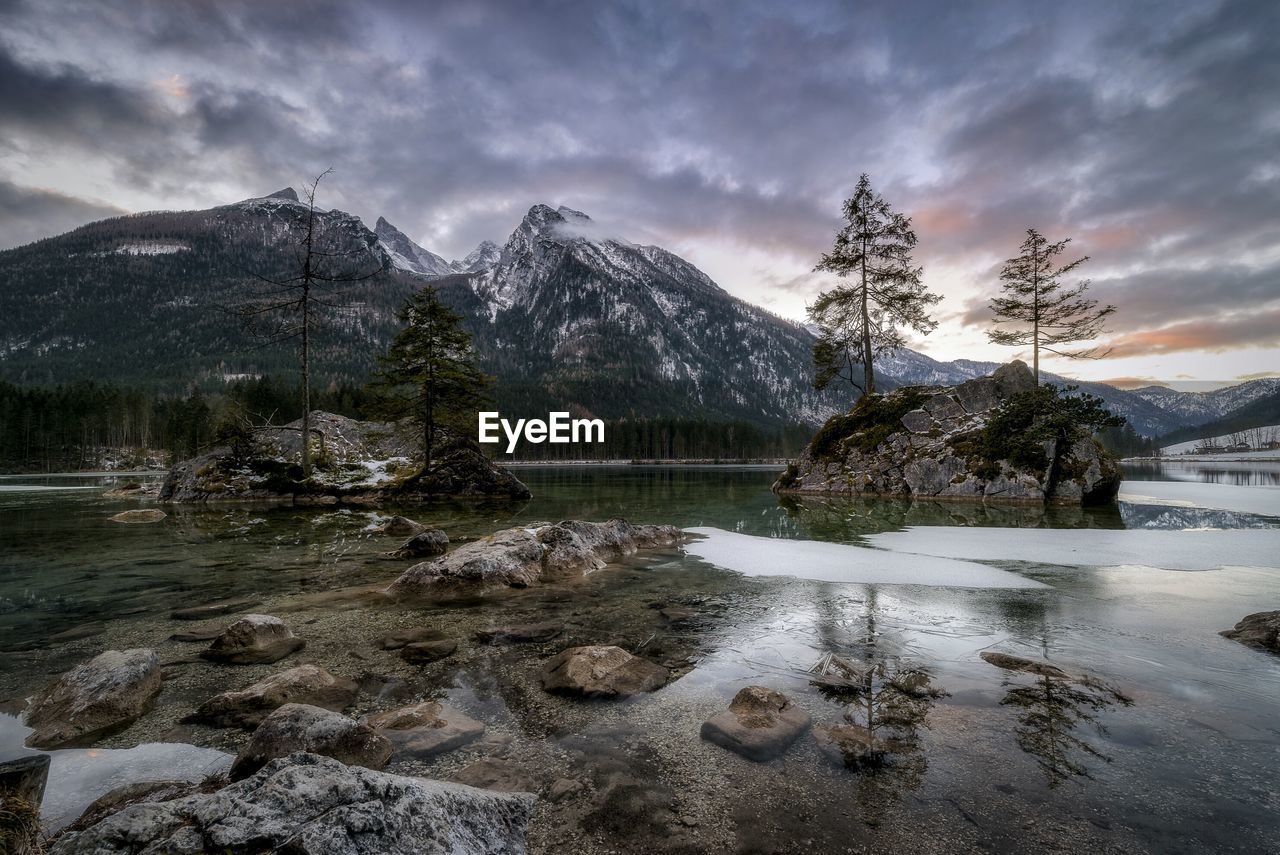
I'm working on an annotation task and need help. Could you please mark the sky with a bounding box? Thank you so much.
[0,0,1277,388]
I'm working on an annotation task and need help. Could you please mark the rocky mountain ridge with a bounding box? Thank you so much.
[0,188,1271,436]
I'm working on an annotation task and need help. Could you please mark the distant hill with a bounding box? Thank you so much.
[1158,388,1280,448]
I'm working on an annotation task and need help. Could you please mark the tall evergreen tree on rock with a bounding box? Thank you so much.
[809,174,940,397]
[988,229,1116,385]
[369,287,491,467]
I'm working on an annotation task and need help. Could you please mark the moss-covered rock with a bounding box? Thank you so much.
[775,361,1122,505]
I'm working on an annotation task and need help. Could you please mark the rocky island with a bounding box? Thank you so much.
[774,361,1122,505]
[159,411,530,504]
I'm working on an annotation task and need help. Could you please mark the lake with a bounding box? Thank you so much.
[1,462,1278,853]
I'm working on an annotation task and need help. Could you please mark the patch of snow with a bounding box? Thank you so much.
[683,527,1048,589]
[1119,479,1280,518]
[864,527,1280,571]
[115,242,189,256]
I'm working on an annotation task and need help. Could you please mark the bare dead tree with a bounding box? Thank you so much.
[235,169,386,479]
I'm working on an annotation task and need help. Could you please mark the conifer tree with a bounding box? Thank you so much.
[988,229,1115,384]
[809,174,941,396]
[369,287,491,466]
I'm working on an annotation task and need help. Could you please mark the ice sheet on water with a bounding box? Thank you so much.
[864,527,1280,571]
[682,527,1048,589]
[0,713,232,832]
[1119,479,1280,518]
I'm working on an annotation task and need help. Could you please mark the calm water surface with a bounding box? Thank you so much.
[0,463,1278,853]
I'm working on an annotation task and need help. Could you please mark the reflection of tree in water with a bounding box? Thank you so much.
[991,658,1133,788]
[807,586,946,822]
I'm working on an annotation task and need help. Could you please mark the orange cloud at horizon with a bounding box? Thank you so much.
[1105,307,1280,359]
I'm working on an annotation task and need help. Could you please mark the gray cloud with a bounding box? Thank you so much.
[0,180,125,250]
[0,0,1276,369]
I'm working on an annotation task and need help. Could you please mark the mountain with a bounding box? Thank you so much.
[374,217,454,276]
[1128,379,1280,426]
[1157,388,1280,447]
[376,219,499,276]
[0,189,1269,436]
[429,204,842,425]
[0,190,419,388]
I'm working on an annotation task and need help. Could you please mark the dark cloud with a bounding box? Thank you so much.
[0,0,1276,370]
[0,180,125,249]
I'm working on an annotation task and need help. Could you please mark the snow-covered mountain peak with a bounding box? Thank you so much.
[374,216,453,276]
[455,240,500,273]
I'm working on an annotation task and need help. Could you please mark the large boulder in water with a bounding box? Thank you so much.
[184,664,358,729]
[229,703,392,780]
[361,701,486,760]
[24,649,162,749]
[400,436,532,500]
[539,645,668,698]
[774,360,1122,506]
[1220,611,1280,654]
[386,519,682,596]
[200,614,305,665]
[48,752,536,855]
[700,686,811,762]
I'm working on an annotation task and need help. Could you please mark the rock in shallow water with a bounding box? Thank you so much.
[540,645,668,698]
[389,528,449,559]
[399,639,458,663]
[49,752,537,855]
[184,664,358,729]
[1220,611,1280,654]
[700,686,811,761]
[229,703,392,780]
[107,509,166,524]
[361,701,485,759]
[386,518,681,596]
[200,614,305,665]
[24,649,162,749]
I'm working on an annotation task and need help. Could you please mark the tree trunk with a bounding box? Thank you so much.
[301,288,312,480]
[1031,244,1040,386]
[860,240,875,394]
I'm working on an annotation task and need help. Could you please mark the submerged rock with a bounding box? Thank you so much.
[540,645,668,698]
[774,360,1121,506]
[200,614,305,665]
[1220,611,1280,654]
[377,627,447,650]
[229,703,392,780]
[387,519,681,596]
[389,528,449,559]
[378,515,428,536]
[474,622,562,644]
[107,509,166,524]
[24,649,162,749]
[362,701,485,759]
[184,664,358,729]
[700,686,811,762]
[449,758,540,794]
[813,723,909,770]
[170,597,262,621]
[399,639,458,663]
[980,651,1070,679]
[49,752,537,855]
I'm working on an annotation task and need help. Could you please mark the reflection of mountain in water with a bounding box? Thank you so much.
[1119,503,1277,529]
[777,494,1125,543]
